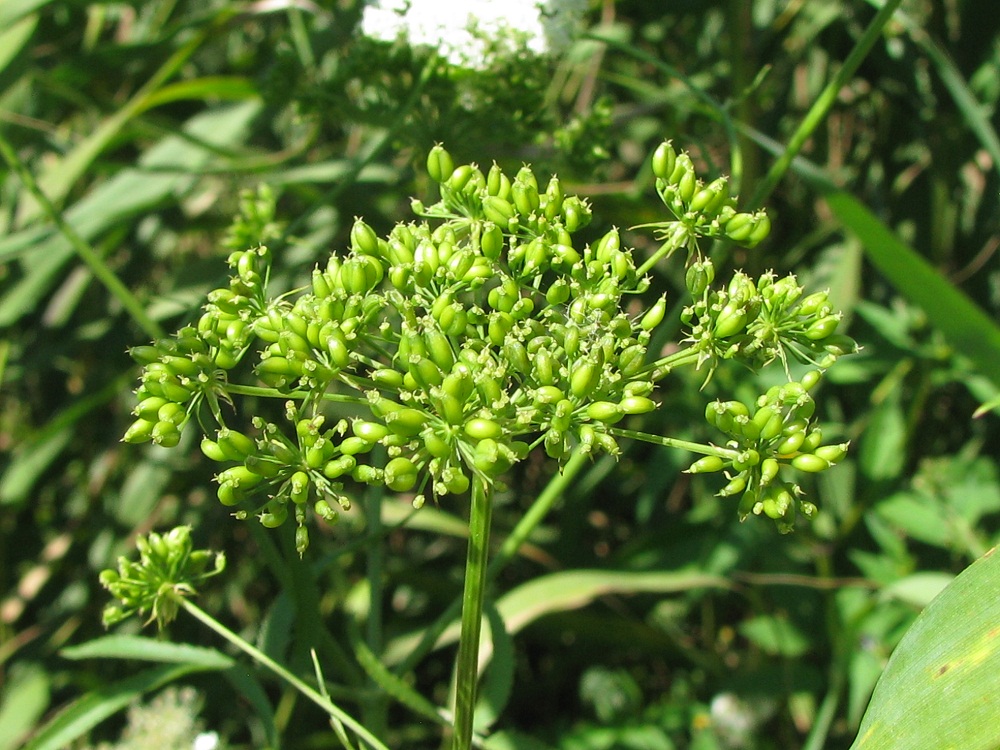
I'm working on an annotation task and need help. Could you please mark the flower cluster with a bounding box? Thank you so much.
[361,0,587,69]
[123,141,856,541]
[99,526,225,628]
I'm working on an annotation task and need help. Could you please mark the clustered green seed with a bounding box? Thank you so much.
[688,372,849,532]
[123,141,857,541]
[99,526,225,628]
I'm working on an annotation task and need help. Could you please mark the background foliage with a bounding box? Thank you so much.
[2,1,999,748]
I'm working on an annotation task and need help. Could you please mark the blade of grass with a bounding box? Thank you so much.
[746,0,906,209]
[740,124,1000,391]
[0,0,53,28]
[863,0,1000,180]
[0,130,164,340]
[15,8,241,225]
[823,191,1000,385]
[0,100,260,327]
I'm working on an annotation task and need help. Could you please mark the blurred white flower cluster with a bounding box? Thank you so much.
[361,0,587,68]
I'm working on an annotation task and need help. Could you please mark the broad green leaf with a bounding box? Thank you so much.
[851,547,1000,750]
[61,635,234,669]
[0,663,49,750]
[21,663,214,750]
[875,492,950,548]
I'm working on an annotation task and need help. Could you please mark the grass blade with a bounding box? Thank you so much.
[823,190,1000,385]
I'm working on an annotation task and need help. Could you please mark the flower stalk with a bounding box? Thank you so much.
[452,475,494,750]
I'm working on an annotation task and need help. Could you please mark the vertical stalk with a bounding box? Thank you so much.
[452,474,494,750]
[364,485,388,737]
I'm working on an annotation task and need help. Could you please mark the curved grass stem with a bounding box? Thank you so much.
[179,598,390,750]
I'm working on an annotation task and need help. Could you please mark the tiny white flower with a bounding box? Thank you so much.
[361,0,586,68]
[192,731,220,750]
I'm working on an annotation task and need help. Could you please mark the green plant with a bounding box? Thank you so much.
[104,141,855,749]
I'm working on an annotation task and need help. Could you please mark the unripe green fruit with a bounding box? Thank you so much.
[385,457,419,492]
[719,473,747,497]
[340,436,375,455]
[775,431,806,456]
[352,420,389,442]
[464,417,503,441]
[792,453,831,473]
[324,455,357,479]
[586,401,624,424]
[569,360,600,399]
[483,196,516,226]
[620,396,656,415]
[480,222,504,260]
[201,438,228,462]
[427,145,454,184]
[217,465,264,489]
[123,418,156,443]
[289,470,310,504]
[806,315,841,341]
[385,408,428,437]
[217,428,256,461]
[535,385,565,404]
[151,421,180,447]
[640,295,667,332]
[814,443,848,464]
[350,219,380,256]
[651,140,677,181]
[688,455,726,473]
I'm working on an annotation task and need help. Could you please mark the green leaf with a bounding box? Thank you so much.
[383,569,729,665]
[21,663,215,750]
[875,492,950,548]
[474,600,515,731]
[61,635,234,669]
[0,663,50,750]
[858,389,906,483]
[0,0,53,28]
[0,13,36,75]
[879,573,954,609]
[738,615,811,658]
[851,548,1000,750]
[0,101,260,325]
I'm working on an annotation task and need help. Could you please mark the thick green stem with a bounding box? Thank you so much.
[452,475,494,750]
[395,450,589,677]
[179,598,390,750]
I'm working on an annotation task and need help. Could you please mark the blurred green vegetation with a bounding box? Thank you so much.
[2,1,999,748]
